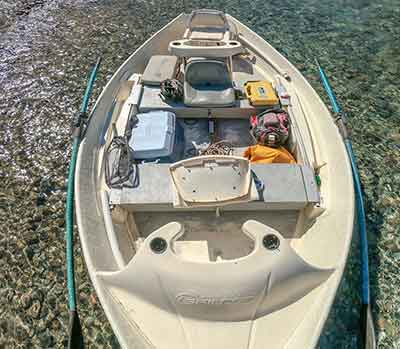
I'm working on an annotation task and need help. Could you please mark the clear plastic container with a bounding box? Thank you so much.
[129,111,176,160]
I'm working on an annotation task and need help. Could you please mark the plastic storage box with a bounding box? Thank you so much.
[129,111,181,161]
[244,80,279,106]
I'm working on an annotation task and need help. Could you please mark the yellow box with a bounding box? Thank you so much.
[244,81,279,106]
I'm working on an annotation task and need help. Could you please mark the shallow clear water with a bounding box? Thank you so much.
[0,0,399,347]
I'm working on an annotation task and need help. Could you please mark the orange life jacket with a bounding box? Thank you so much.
[243,145,296,164]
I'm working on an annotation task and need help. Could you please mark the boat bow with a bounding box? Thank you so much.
[97,220,332,348]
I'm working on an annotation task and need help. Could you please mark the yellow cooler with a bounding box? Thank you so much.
[244,80,279,106]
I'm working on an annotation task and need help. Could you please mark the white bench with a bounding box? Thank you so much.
[109,163,319,211]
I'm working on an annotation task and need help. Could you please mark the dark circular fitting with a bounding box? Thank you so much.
[150,237,168,254]
[263,234,280,250]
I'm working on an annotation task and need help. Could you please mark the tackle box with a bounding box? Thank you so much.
[244,80,279,106]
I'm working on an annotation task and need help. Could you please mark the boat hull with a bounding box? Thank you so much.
[75,12,354,349]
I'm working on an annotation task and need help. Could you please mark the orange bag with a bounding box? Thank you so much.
[243,145,296,164]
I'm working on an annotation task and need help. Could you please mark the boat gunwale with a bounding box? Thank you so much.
[75,13,188,349]
[227,14,355,347]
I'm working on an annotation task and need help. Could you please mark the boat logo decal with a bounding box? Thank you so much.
[175,293,256,305]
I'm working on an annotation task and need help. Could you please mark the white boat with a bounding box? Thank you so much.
[75,10,354,349]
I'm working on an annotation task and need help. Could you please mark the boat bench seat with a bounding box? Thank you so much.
[183,9,231,42]
[109,163,319,211]
[139,85,265,118]
[142,55,179,86]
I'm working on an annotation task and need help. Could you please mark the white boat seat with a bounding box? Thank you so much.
[184,58,235,107]
[184,9,231,42]
[170,10,243,58]
[142,55,178,86]
[109,163,320,211]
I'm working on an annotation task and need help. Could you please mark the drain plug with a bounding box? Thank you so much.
[150,237,168,254]
[263,234,280,250]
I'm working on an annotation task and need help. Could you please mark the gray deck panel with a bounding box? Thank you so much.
[139,85,265,118]
[109,163,320,211]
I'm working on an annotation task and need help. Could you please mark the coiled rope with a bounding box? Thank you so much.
[201,140,233,156]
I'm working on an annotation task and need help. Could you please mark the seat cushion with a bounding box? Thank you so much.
[142,55,178,86]
[185,59,231,85]
[184,83,235,107]
[184,59,235,107]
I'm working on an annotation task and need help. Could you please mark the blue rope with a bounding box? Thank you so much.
[345,140,370,305]
[66,59,101,311]
[80,59,102,114]
[317,62,341,114]
[317,61,371,306]
[66,138,80,310]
